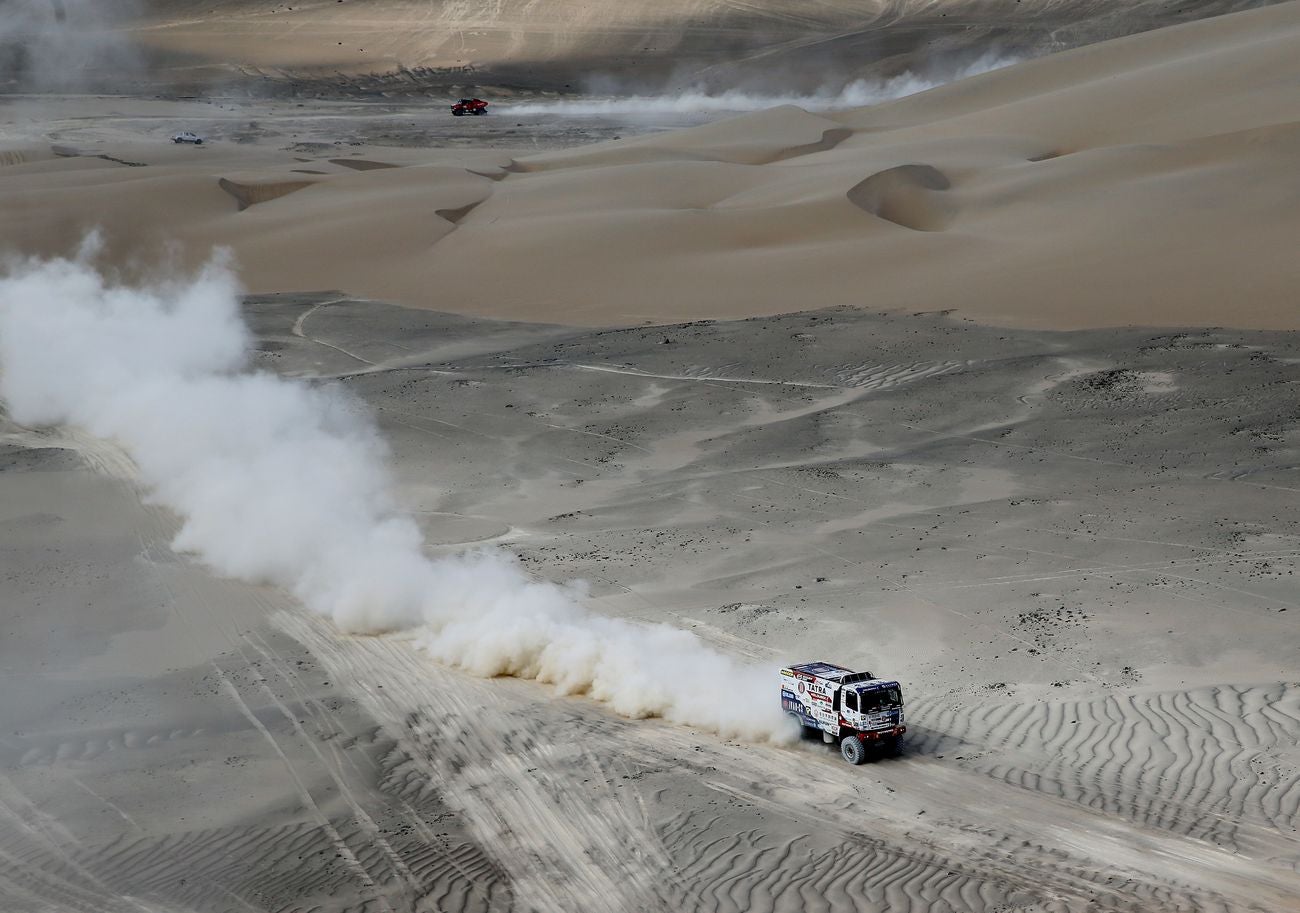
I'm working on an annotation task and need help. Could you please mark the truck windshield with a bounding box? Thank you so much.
[860,688,901,712]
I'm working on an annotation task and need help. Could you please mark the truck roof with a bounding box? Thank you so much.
[785,661,871,682]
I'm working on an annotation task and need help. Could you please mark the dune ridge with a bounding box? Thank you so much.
[846,163,954,231]
[4,2,1300,328]
[217,175,319,210]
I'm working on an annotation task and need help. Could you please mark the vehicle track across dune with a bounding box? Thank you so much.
[277,607,1298,913]
[3,291,1298,911]
[0,422,140,483]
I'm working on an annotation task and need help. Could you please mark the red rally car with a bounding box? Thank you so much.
[451,98,488,116]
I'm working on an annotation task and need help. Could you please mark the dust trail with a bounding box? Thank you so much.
[0,239,790,741]
[504,52,1020,116]
[0,0,141,91]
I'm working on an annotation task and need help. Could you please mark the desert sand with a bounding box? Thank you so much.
[123,0,1277,93]
[2,1,1299,912]
[3,2,1300,328]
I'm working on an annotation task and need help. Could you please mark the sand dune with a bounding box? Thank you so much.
[847,163,955,231]
[510,106,852,169]
[218,173,320,209]
[4,2,1300,328]
[420,1,1300,328]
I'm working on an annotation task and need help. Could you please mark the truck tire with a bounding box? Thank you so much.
[883,736,903,756]
[787,713,815,740]
[841,736,867,765]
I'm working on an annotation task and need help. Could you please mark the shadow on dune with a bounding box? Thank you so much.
[847,163,954,232]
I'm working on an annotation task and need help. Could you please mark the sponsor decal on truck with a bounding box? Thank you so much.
[780,661,906,765]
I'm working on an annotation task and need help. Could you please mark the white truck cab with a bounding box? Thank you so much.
[780,661,905,764]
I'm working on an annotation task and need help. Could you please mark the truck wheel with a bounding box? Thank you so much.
[453,110,464,116]
[841,736,867,765]
[883,736,903,756]
[787,713,814,740]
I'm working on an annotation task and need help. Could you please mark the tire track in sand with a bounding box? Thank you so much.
[276,609,1296,912]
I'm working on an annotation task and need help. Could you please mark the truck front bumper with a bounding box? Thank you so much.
[858,726,906,741]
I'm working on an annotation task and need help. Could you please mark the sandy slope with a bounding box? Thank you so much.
[125,0,1273,91]
[3,294,1297,911]
[4,1,1300,328]
[362,0,1300,329]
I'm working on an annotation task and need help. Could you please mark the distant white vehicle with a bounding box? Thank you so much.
[172,131,204,145]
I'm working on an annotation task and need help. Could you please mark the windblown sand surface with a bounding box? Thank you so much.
[3,3,1300,912]
[3,294,1298,911]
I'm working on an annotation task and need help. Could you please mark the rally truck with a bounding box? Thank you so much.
[781,661,905,764]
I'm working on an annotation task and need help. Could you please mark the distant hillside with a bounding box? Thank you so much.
[118,0,1279,93]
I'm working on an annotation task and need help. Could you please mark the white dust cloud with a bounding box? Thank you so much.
[0,0,141,91]
[0,240,791,741]
[504,52,1020,116]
